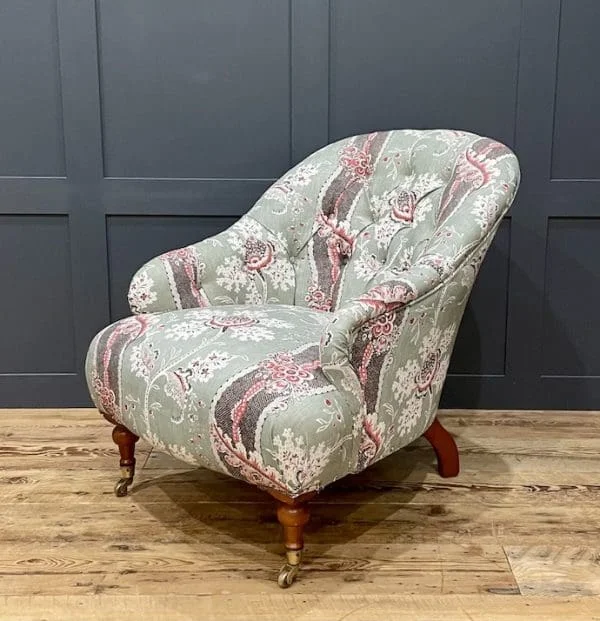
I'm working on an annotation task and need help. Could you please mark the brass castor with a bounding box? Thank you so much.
[277,550,301,588]
[114,477,131,497]
[114,468,134,497]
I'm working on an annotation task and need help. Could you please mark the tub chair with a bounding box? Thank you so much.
[86,130,520,587]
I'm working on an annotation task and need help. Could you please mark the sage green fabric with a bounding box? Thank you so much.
[86,129,520,497]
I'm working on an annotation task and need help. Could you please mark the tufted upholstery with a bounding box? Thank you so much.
[87,130,519,498]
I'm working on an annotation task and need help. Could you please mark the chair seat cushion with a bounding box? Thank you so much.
[86,305,361,496]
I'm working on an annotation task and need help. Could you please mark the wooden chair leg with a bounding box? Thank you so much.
[423,417,460,478]
[268,491,315,588]
[110,422,139,497]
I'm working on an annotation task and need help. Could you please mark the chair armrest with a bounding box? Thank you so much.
[127,216,296,314]
[319,262,440,372]
[320,216,514,384]
[127,240,213,314]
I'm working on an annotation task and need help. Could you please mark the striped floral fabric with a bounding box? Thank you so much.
[87,130,520,497]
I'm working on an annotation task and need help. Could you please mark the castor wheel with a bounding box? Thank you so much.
[277,549,302,588]
[114,477,133,497]
[278,562,299,588]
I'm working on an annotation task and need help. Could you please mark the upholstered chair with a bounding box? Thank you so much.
[86,130,520,587]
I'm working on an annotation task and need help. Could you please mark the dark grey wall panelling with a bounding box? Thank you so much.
[542,218,600,377]
[551,1,600,180]
[329,0,521,146]
[0,215,74,373]
[0,1,65,176]
[0,0,598,409]
[97,0,292,179]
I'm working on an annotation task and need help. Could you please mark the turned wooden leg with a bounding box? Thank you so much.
[269,491,315,588]
[423,417,460,478]
[111,423,139,497]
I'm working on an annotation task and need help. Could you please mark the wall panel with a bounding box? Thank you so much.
[0,215,74,374]
[329,0,521,146]
[551,1,600,180]
[0,0,65,176]
[542,218,600,377]
[97,0,292,179]
[1,0,598,409]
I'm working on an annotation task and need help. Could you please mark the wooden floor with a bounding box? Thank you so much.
[1,409,600,620]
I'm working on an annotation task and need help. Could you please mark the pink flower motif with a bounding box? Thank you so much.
[207,314,257,330]
[262,353,319,391]
[363,311,398,355]
[316,215,355,284]
[415,349,441,395]
[454,141,503,189]
[305,285,332,312]
[339,144,374,180]
[359,283,416,312]
[389,191,418,223]
[368,311,395,339]
[316,214,355,251]
[92,376,118,419]
[161,246,197,267]
[244,238,274,272]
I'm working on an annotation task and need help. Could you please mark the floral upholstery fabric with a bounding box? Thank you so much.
[87,130,520,498]
[86,305,360,496]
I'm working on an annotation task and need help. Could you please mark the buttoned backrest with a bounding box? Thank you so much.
[245,129,517,312]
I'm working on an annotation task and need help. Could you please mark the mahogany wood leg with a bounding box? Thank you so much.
[423,417,460,478]
[269,491,315,588]
[110,422,139,497]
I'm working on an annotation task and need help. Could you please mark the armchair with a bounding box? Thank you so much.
[86,130,519,586]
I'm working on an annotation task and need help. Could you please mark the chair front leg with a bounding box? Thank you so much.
[268,490,316,588]
[103,415,139,496]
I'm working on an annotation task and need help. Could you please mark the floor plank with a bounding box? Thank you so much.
[1,408,600,619]
[2,594,600,621]
[0,541,516,594]
[505,546,600,596]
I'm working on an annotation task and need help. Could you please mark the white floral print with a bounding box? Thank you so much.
[216,256,250,294]
[392,358,421,403]
[129,342,159,379]
[215,231,295,299]
[86,129,519,501]
[128,270,157,313]
[266,259,295,291]
[287,163,320,187]
[353,252,383,280]
[164,321,209,341]
[472,192,502,232]
[270,428,331,490]
[396,395,423,437]
[187,350,232,383]
[203,310,294,342]
[263,163,321,203]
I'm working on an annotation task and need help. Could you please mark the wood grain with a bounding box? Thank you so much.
[1,594,600,621]
[0,542,516,595]
[1,408,600,619]
[505,546,600,596]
